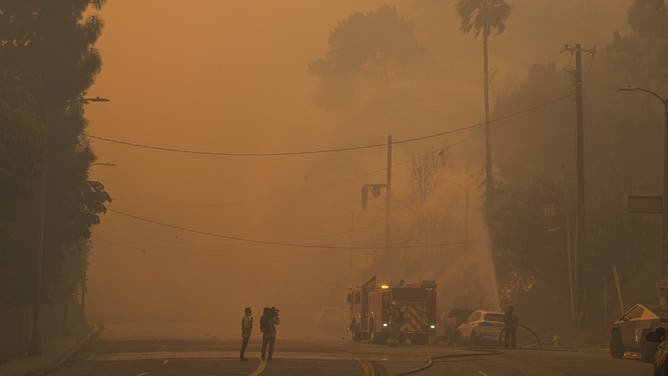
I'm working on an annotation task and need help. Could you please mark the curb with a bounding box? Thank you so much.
[38,322,103,375]
[0,322,103,376]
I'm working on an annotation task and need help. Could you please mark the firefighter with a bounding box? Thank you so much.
[503,304,519,349]
[387,303,404,347]
[240,307,253,361]
[260,307,280,361]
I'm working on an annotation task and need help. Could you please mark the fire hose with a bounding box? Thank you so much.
[393,324,542,376]
[393,349,502,376]
[498,324,543,350]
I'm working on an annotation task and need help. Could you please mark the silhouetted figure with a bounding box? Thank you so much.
[387,303,404,347]
[260,307,280,361]
[240,307,253,361]
[503,304,519,349]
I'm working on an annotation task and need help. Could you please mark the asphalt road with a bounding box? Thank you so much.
[48,329,653,375]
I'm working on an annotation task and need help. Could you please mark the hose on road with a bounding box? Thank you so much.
[498,325,543,350]
[393,349,502,376]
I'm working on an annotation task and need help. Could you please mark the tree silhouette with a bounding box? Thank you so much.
[455,0,511,219]
[310,5,426,107]
[0,1,109,307]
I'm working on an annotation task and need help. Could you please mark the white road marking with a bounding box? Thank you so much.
[478,371,489,376]
[135,373,150,376]
[90,350,419,362]
[161,359,169,366]
[248,356,266,376]
[356,359,373,376]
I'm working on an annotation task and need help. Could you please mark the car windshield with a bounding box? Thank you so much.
[644,304,668,320]
[485,313,504,322]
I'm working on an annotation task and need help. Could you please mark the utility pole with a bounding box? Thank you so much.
[386,135,392,248]
[29,140,47,356]
[562,43,595,325]
[81,267,87,323]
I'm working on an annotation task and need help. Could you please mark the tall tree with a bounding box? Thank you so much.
[310,4,426,108]
[455,0,511,220]
[0,1,109,309]
[627,0,668,84]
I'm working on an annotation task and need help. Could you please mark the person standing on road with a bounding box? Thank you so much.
[260,307,280,361]
[503,304,519,349]
[240,307,253,361]
[387,303,404,347]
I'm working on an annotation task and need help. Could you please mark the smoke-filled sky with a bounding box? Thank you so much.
[84,0,632,337]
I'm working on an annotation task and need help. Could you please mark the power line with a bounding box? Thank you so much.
[94,218,384,256]
[106,208,471,250]
[88,95,572,157]
[131,135,470,210]
[195,159,411,209]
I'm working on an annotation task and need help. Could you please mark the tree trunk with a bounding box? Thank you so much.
[483,25,493,220]
[61,288,70,337]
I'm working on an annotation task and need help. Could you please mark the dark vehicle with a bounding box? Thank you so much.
[610,303,668,362]
[646,327,668,375]
[438,308,472,345]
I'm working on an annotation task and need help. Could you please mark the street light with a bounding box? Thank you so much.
[77,96,111,104]
[90,162,117,167]
[619,86,668,305]
[29,96,110,356]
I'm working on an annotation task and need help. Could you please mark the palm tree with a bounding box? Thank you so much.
[455,0,511,217]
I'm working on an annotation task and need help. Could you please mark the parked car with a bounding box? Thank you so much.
[456,310,505,346]
[644,327,668,375]
[610,303,668,362]
[438,308,472,345]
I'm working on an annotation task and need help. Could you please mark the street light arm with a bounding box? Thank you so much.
[68,96,111,105]
[90,162,116,167]
[619,87,667,105]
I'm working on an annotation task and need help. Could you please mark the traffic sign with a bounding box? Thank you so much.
[628,195,663,214]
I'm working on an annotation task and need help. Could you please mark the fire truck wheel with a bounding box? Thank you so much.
[412,334,428,345]
[610,328,624,359]
[471,332,480,347]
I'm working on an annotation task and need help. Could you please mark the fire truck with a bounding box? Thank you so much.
[347,275,437,345]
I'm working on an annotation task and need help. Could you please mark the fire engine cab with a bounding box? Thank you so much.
[347,275,437,345]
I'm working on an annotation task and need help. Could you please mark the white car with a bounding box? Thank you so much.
[456,310,505,346]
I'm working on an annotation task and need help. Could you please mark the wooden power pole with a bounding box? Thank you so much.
[386,135,392,248]
[563,43,595,325]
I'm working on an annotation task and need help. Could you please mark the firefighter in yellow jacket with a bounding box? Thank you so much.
[387,303,404,347]
[240,307,253,361]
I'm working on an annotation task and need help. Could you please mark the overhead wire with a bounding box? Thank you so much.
[88,94,572,157]
[106,208,471,250]
[183,134,472,210]
[96,211,386,251]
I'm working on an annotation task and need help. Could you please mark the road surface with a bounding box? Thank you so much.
[48,325,652,375]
